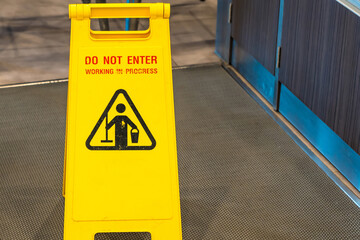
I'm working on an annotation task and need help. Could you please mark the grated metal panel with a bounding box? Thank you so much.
[174,65,360,240]
[0,65,359,239]
[0,84,67,239]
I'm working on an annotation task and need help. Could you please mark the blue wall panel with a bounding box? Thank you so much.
[279,0,360,154]
[231,0,280,75]
[231,41,276,106]
[216,0,360,193]
[279,86,360,190]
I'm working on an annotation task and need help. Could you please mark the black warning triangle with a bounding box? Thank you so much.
[86,89,156,150]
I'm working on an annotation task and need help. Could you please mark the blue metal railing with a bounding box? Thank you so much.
[125,0,134,31]
[337,0,360,17]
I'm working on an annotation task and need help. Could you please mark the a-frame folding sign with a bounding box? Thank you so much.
[63,4,182,239]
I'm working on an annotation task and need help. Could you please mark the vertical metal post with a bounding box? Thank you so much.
[273,0,284,111]
[126,0,142,31]
[228,1,233,65]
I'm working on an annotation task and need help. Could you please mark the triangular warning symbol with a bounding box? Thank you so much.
[86,89,156,150]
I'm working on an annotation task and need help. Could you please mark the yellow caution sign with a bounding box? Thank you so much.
[63,3,182,239]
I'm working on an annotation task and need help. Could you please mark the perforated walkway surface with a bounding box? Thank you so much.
[1,65,360,239]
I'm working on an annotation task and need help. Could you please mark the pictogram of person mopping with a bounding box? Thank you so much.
[86,89,156,151]
[102,103,139,150]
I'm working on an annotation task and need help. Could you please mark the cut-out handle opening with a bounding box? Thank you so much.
[90,18,150,31]
[89,6,153,39]
[89,16,151,39]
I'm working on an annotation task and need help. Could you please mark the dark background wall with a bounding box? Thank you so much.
[279,0,360,153]
[231,0,280,75]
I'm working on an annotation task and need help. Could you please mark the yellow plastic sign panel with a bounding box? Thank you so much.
[63,3,182,239]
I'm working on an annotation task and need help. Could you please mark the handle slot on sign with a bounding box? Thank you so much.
[90,17,151,39]
[90,18,150,31]
[90,6,152,38]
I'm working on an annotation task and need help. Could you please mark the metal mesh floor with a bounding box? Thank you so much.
[1,65,360,239]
